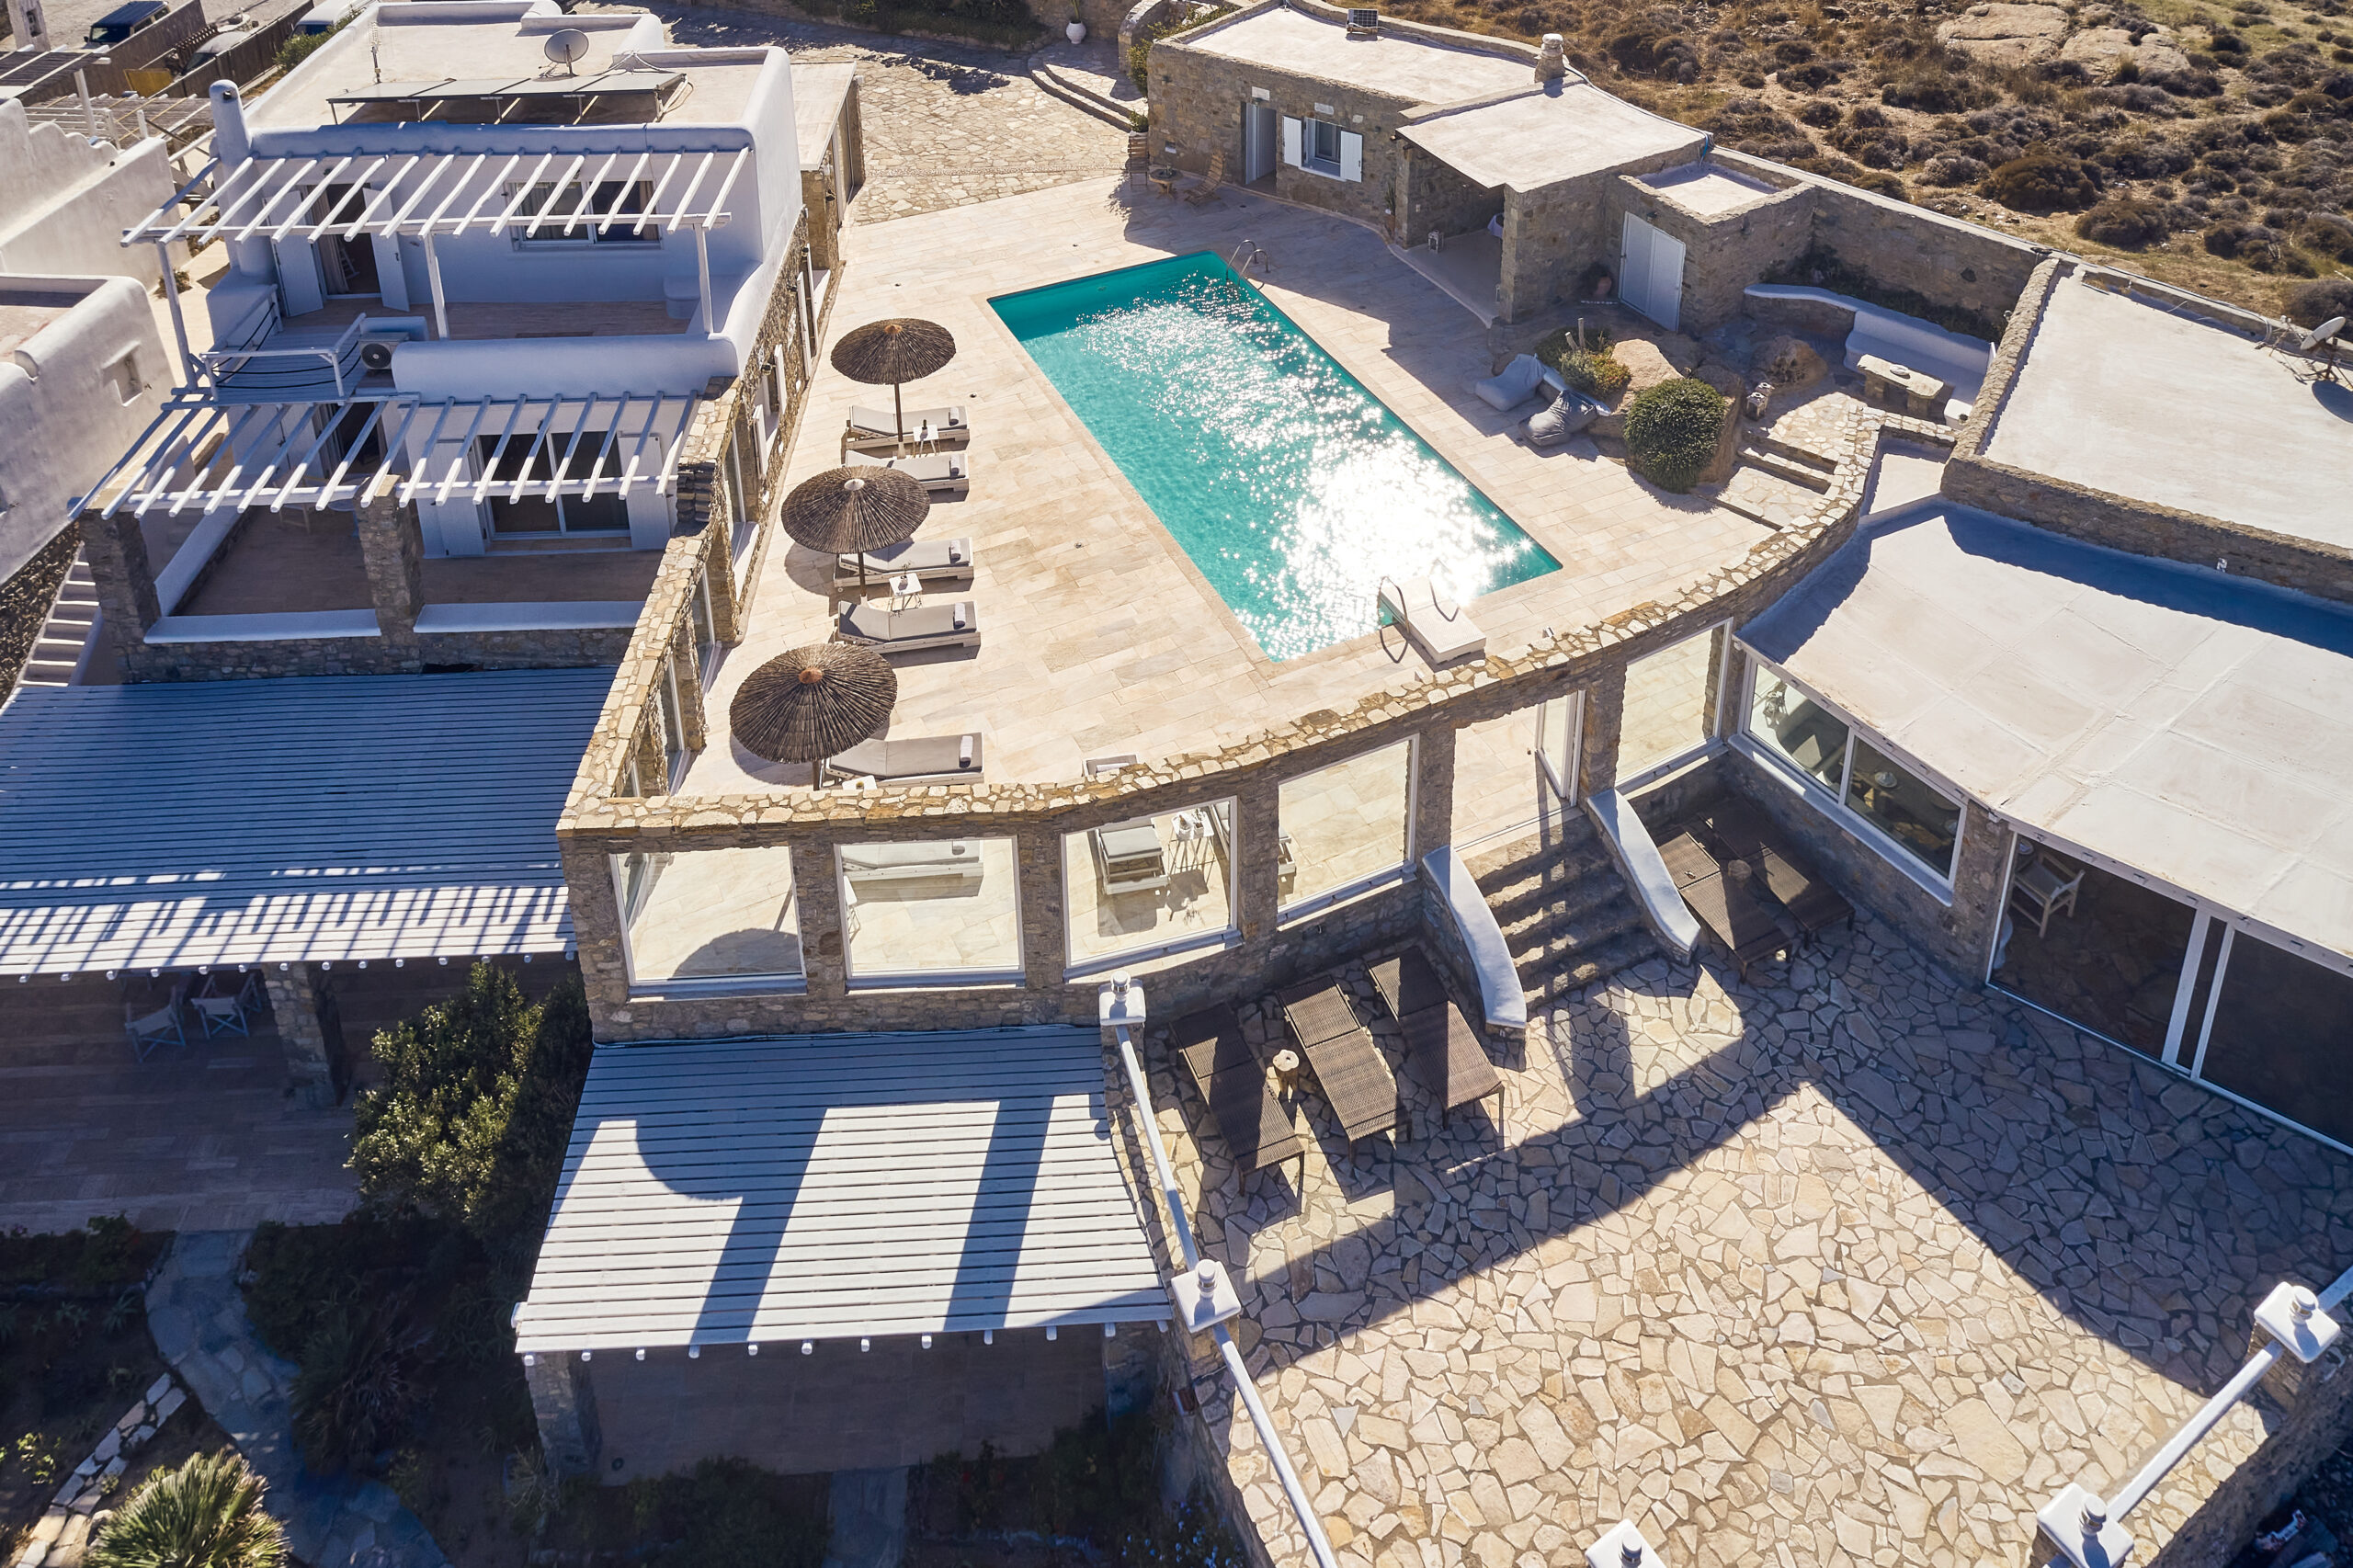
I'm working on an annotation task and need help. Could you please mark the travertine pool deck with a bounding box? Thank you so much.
[1127,918,2353,1568]
[682,176,1772,794]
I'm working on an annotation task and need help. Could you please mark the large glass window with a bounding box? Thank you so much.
[658,657,688,789]
[2197,932,2353,1148]
[480,431,629,536]
[838,837,1021,983]
[1063,801,1237,972]
[1745,660,1961,882]
[510,180,659,246]
[611,846,802,989]
[1618,627,1720,783]
[1990,838,2195,1055]
[1278,740,1413,915]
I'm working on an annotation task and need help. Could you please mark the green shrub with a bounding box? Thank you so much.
[2297,211,2353,260]
[1624,378,1726,494]
[1559,349,1631,400]
[2075,197,2171,247]
[87,1450,286,1568]
[1881,62,1994,112]
[1981,153,2104,212]
[348,965,593,1247]
[290,1295,430,1471]
[275,22,337,72]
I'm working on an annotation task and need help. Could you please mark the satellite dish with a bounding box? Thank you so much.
[544,27,590,74]
[2295,314,2347,354]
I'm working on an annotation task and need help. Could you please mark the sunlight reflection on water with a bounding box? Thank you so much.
[995,256,1557,662]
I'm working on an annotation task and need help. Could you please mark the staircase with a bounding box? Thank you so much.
[1465,812,1659,1016]
[1712,426,1837,531]
[15,548,99,690]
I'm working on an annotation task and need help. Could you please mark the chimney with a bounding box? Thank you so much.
[210,80,251,166]
[1536,32,1567,81]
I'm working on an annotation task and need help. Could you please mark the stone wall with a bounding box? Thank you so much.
[1943,257,2353,608]
[1396,146,1501,246]
[1606,170,1813,335]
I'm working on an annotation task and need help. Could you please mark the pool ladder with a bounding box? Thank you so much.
[1229,242,1271,292]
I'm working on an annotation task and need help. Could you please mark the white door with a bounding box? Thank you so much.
[1619,213,1686,331]
[1280,115,1302,169]
[1244,103,1278,184]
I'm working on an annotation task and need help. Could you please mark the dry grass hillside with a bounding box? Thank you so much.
[1378,0,2353,318]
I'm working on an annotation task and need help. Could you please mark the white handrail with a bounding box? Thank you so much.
[1109,1017,1337,1568]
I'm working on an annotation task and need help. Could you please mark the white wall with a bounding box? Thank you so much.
[0,275,169,583]
[0,100,175,290]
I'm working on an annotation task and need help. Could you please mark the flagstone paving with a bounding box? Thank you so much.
[1128,915,2353,1568]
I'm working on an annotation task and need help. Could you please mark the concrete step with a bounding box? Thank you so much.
[14,545,100,693]
[1735,445,1833,493]
[1711,464,1826,531]
[1521,924,1661,1010]
[1464,817,1661,1014]
[1744,427,1838,474]
[1029,60,1134,129]
[1498,871,1640,959]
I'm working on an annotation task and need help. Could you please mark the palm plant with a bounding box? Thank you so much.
[86,1449,287,1568]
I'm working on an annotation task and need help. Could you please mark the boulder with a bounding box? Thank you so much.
[1752,334,1827,392]
[1937,2,2067,65]
[2059,26,2133,67]
[1693,364,1747,486]
[1593,337,1693,438]
[2130,32,2190,74]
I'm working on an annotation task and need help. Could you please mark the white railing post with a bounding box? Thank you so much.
[1102,979,1340,1568]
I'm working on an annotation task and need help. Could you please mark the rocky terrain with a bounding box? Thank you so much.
[1378,0,2353,318]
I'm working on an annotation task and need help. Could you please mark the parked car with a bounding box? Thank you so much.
[188,23,256,62]
[83,0,166,46]
[294,0,359,34]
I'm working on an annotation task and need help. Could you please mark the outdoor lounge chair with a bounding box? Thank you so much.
[1171,1004,1306,1183]
[128,1002,185,1061]
[846,403,970,441]
[190,971,262,1039]
[1369,948,1504,1134]
[1660,831,1790,981]
[1092,817,1170,893]
[823,733,984,784]
[1697,797,1854,942]
[1380,577,1486,666]
[831,536,975,591]
[835,599,981,654]
[838,839,985,887]
[1471,354,1546,412]
[1276,977,1397,1150]
[845,448,970,494]
[1179,148,1225,204]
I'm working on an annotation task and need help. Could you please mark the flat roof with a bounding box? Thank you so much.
[514,1028,1171,1352]
[1982,277,2353,553]
[792,61,857,171]
[250,10,770,131]
[1641,160,1779,216]
[1740,502,2353,961]
[1185,6,1529,106]
[1399,84,1707,192]
[0,669,611,973]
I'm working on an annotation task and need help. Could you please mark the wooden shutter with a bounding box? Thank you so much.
[1281,116,1302,168]
[1338,130,1363,183]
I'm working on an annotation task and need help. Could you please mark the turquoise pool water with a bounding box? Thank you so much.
[991,253,1558,662]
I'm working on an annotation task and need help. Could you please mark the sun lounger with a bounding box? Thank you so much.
[1380,577,1486,666]
[1698,797,1853,941]
[1660,831,1790,980]
[1092,817,1169,893]
[835,599,980,654]
[1171,1004,1305,1183]
[846,403,970,440]
[838,839,985,887]
[823,733,984,785]
[845,448,970,494]
[832,536,974,591]
[1277,977,1396,1149]
[1369,948,1504,1133]
[1471,353,1546,412]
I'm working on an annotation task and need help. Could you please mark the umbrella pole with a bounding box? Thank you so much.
[893,383,905,442]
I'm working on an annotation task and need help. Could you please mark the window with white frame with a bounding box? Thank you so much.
[1283,115,1362,182]
[691,570,720,684]
[838,836,1022,983]
[658,656,688,789]
[1745,660,1962,882]
[1278,739,1415,915]
[508,180,660,246]
[609,845,803,990]
[1063,800,1239,974]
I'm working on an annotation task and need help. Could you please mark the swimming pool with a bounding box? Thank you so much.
[991,253,1558,662]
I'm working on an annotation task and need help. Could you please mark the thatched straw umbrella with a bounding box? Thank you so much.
[829,318,957,440]
[729,642,897,780]
[779,465,927,591]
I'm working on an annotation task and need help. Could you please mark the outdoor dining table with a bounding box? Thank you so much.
[1660,831,1790,981]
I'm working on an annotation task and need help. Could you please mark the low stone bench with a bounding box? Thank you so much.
[1857,352,1953,420]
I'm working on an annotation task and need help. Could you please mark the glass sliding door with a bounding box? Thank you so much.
[1990,836,2196,1057]
[2192,931,2353,1149]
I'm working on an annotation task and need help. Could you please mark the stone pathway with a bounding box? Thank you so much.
[580,4,1128,222]
[1130,915,2353,1568]
[144,1232,451,1568]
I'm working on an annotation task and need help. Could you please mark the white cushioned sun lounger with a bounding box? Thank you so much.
[846,403,970,439]
[1380,577,1486,666]
[832,537,975,589]
[824,733,985,783]
[845,448,970,494]
[838,839,984,885]
[835,599,981,653]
